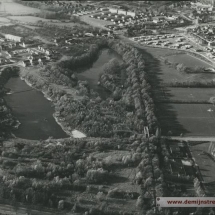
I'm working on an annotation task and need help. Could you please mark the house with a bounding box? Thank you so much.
[30,58,39,66]
[5,51,12,58]
[45,56,51,60]
[27,55,33,60]
[85,33,94,37]
[45,50,51,55]
[20,60,31,67]
[172,43,181,48]
[19,42,26,48]
[38,56,47,63]
[5,34,23,42]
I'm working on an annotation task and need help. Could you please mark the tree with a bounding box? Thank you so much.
[11,194,19,215]
[155,127,161,138]
[58,200,64,210]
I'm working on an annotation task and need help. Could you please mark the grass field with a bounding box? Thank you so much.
[141,46,215,136]
[2,1,40,15]
[153,87,215,102]
[81,15,112,29]
[8,15,48,23]
[190,141,215,183]
[142,47,215,84]
[157,103,215,136]
[167,53,212,68]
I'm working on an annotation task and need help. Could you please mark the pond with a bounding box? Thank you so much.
[76,48,122,99]
[4,77,68,140]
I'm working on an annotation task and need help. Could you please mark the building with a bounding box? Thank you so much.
[5,34,23,42]
[127,11,136,18]
[20,60,31,67]
[19,42,26,48]
[118,9,127,15]
[109,8,118,14]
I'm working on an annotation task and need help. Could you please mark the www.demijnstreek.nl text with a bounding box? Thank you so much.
[156,197,215,207]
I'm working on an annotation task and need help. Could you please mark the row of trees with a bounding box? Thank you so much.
[163,80,215,88]
[58,39,107,70]
[0,67,20,138]
[109,40,158,133]
[162,58,207,74]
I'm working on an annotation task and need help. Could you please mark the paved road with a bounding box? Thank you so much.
[167,136,215,142]
[0,203,75,215]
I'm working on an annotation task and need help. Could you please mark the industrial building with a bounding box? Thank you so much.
[5,34,23,42]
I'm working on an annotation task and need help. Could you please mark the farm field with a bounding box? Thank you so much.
[157,103,215,136]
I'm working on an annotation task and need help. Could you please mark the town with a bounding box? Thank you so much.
[0,1,214,215]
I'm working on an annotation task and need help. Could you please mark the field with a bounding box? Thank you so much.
[157,103,215,136]
[153,87,215,102]
[190,141,215,183]
[8,15,48,23]
[142,48,215,83]
[81,15,112,29]
[167,53,212,68]
[7,15,86,29]
[140,46,215,136]
[2,1,40,15]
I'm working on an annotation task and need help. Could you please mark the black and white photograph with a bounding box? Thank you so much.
[0,0,214,214]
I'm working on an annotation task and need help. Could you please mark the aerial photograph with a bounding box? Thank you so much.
[0,0,214,214]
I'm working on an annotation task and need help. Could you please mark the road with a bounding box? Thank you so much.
[167,136,215,142]
[0,203,71,215]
